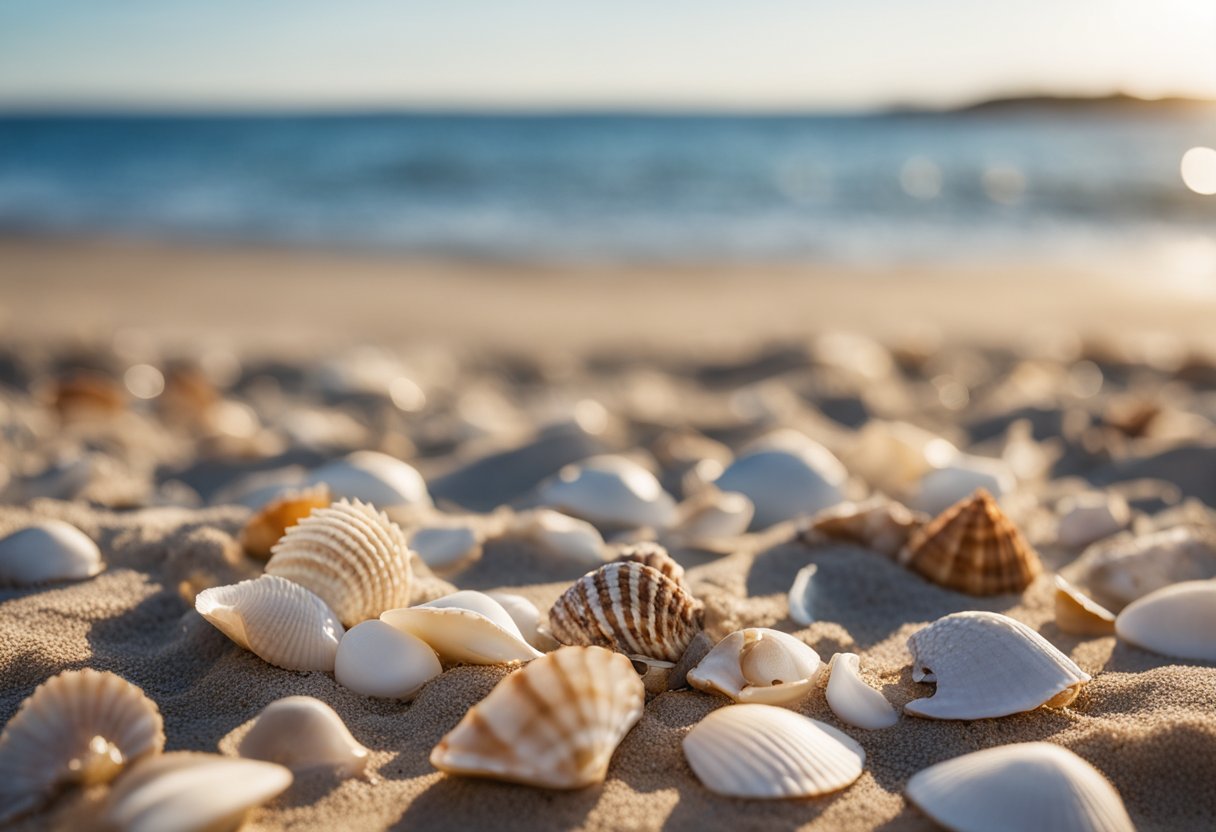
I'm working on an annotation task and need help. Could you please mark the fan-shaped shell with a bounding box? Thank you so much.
[430,645,644,788]
[507,509,606,566]
[0,520,102,586]
[825,652,898,730]
[536,455,677,530]
[905,611,1091,720]
[683,704,865,799]
[687,628,822,706]
[1067,525,1216,611]
[335,620,442,698]
[381,591,543,665]
[548,561,703,662]
[800,497,927,558]
[1056,492,1130,549]
[195,575,344,671]
[912,455,1016,516]
[1054,576,1116,636]
[239,696,369,778]
[1115,579,1216,661]
[900,489,1042,596]
[713,435,847,529]
[239,484,331,561]
[304,450,431,509]
[906,742,1135,832]
[265,498,413,627]
[613,541,686,588]
[0,669,165,822]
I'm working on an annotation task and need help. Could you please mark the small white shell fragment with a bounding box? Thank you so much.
[304,450,431,509]
[1054,576,1116,636]
[381,591,543,665]
[508,509,606,566]
[912,455,1016,516]
[687,628,822,706]
[714,434,847,529]
[825,653,898,730]
[335,620,442,698]
[788,563,818,626]
[485,592,555,651]
[536,455,677,530]
[0,520,102,586]
[905,742,1135,832]
[1115,579,1216,662]
[1056,492,1130,549]
[239,696,370,778]
[683,704,865,799]
[409,524,481,575]
[669,487,754,547]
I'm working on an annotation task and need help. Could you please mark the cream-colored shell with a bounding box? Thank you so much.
[304,450,431,508]
[335,620,442,698]
[825,652,898,730]
[485,592,555,651]
[912,455,1016,516]
[844,419,957,496]
[430,645,645,788]
[1054,576,1116,636]
[1068,525,1216,611]
[408,524,482,575]
[713,436,847,529]
[195,575,345,671]
[507,509,607,566]
[668,487,754,547]
[536,455,677,530]
[687,628,822,706]
[788,564,818,626]
[800,497,927,559]
[0,520,102,586]
[1056,492,1130,549]
[239,696,370,778]
[1115,579,1216,661]
[381,591,543,665]
[0,669,165,822]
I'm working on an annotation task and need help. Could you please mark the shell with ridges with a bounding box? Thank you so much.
[1054,575,1116,636]
[687,628,822,706]
[825,652,898,730]
[800,497,927,558]
[0,520,103,586]
[536,455,677,530]
[239,696,370,778]
[335,620,442,698]
[613,541,686,588]
[381,591,542,665]
[239,484,331,560]
[1115,579,1216,661]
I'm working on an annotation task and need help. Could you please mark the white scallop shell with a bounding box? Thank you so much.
[536,455,677,530]
[669,487,754,547]
[239,696,370,778]
[304,450,431,508]
[683,704,865,799]
[485,591,556,651]
[381,591,543,665]
[265,498,413,627]
[687,628,822,706]
[1067,525,1216,611]
[905,611,1091,720]
[507,509,607,566]
[409,524,481,575]
[912,455,1016,516]
[1056,492,1130,549]
[0,520,102,586]
[906,742,1135,832]
[430,645,644,788]
[195,575,344,671]
[0,669,165,822]
[1054,575,1116,636]
[825,652,898,730]
[788,563,817,626]
[335,620,442,698]
[844,419,958,496]
[713,434,847,529]
[1115,579,1216,662]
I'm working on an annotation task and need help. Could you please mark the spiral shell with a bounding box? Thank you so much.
[239,484,331,561]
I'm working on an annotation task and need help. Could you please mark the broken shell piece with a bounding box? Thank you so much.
[788,564,817,627]
[536,455,677,530]
[629,655,678,696]
[825,653,898,730]
[0,520,102,586]
[0,669,165,823]
[683,704,864,799]
[905,611,1090,720]
[713,435,847,529]
[613,541,686,588]
[912,455,1016,516]
[304,450,431,509]
[430,645,644,789]
[799,497,927,558]
[844,420,958,497]
[687,628,822,706]
[381,591,542,665]
[668,487,754,548]
[239,484,331,561]
[1068,525,1216,611]
[335,620,442,698]
[1054,576,1116,636]
[1056,492,1130,550]
[905,742,1135,832]
[506,509,606,566]
[239,696,369,778]
[1115,580,1216,662]
[485,592,556,651]
[409,524,482,575]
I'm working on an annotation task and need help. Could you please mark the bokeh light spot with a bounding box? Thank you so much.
[1181,146,1216,195]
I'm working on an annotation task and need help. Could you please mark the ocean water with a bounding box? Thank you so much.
[0,111,1211,265]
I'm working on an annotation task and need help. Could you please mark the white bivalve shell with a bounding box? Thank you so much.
[430,645,644,788]
[381,590,542,665]
[825,653,898,730]
[844,420,958,497]
[1115,579,1216,662]
[1056,492,1130,549]
[335,620,442,698]
[535,455,677,530]
[687,628,822,706]
[409,524,481,575]
[506,509,606,566]
[912,454,1016,516]
[906,742,1135,832]
[713,433,847,529]
[485,592,556,651]
[195,575,344,671]
[905,611,1091,720]
[239,696,370,778]
[304,450,431,509]
[668,487,754,548]
[1067,525,1216,612]
[0,520,102,586]
[683,704,865,799]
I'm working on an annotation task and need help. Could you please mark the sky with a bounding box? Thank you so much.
[0,0,1213,112]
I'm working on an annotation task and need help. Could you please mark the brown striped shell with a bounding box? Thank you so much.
[548,561,703,662]
[899,489,1042,596]
[613,542,686,589]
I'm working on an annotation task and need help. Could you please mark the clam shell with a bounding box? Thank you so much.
[536,455,677,530]
[905,611,1091,720]
[1067,525,1216,611]
[548,561,703,662]
[668,487,754,548]
[304,450,431,509]
[507,509,606,566]
[0,669,165,822]
[265,498,413,627]
[713,435,847,529]
[0,520,102,586]
[912,455,1016,516]
[409,524,482,575]
[195,575,345,671]
[381,591,543,665]
[430,645,644,789]
[905,742,1135,832]
[239,696,370,778]
[825,652,898,730]
[485,592,556,651]
[788,563,818,626]
[335,620,442,698]
[1056,492,1130,549]
[688,628,822,706]
[800,497,927,558]
[1054,576,1116,636]
[900,489,1042,596]
[844,419,957,496]
[613,541,686,588]
[1115,579,1216,661]
[683,704,865,799]
[239,484,331,561]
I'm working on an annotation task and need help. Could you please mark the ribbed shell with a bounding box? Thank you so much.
[683,704,865,798]
[613,542,686,588]
[0,669,165,822]
[265,498,413,627]
[548,561,703,662]
[1115,580,1216,662]
[239,484,331,561]
[687,628,822,706]
[900,489,1042,596]
[239,696,369,778]
[430,646,645,788]
[195,575,345,671]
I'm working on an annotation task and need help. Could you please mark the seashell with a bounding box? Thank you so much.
[683,704,865,799]
[381,590,543,665]
[195,575,344,671]
[265,498,413,627]
[905,742,1135,832]
[0,519,103,586]
[335,620,442,698]
[687,628,822,706]
[536,455,677,530]
[548,561,703,662]
[613,541,686,588]
[430,645,644,789]
[1056,492,1129,549]
[1115,579,1216,661]
[409,523,482,575]
[239,484,331,561]
[713,434,847,529]
[1054,576,1116,636]
[507,508,606,566]
[800,497,927,558]
[303,450,432,509]
[0,669,165,822]
[50,371,126,418]
[911,454,1016,516]
[485,592,556,651]
[844,419,958,496]
[628,655,678,696]
[825,652,898,730]
[787,563,817,626]
[239,696,369,777]
[101,752,292,832]
[1067,525,1216,611]
[905,611,1091,720]
[668,487,754,548]
[899,489,1042,596]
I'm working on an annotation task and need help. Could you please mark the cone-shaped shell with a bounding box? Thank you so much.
[905,611,1091,720]
[430,645,645,789]
[683,704,865,799]
[0,520,103,586]
[800,498,927,559]
[900,489,1041,596]
[195,575,345,671]
[239,696,369,778]
[906,742,1135,832]
[381,591,543,665]
[239,484,331,560]
[0,669,165,822]
[1115,579,1216,661]
[825,653,898,730]
[548,561,703,662]
[265,498,413,627]
[1054,576,1116,636]
[536,455,677,530]
[613,541,686,588]
[687,628,822,706]
[304,450,431,509]
[335,620,442,698]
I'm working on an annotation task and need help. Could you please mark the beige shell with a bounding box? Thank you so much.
[506,508,607,567]
[535,454,677,530]
[787,563,818,626]
[628,655,678,696]
[800,497,927,558]
[430,645,645,788]
[687,628,822,706]
[0,519,103,586]
[548,561,703,662]
[899,489,1042,596]
[844,419,958,496]
[613,541,686,588]
[912,455,1016,516]
[1067,525,1216,612]
[668,487,754,549]
[335,620,442,698]
[239,484,331,560]
[485,592,557,651]
[1054,576,1116,636]
[408,524,482,575]
[239,696,369,778]
[1115,579,1216,662]
[195,575,345,671]
[1055,492,1130,549]
[0,669,165,822]
[825,652,898,730]
[381,591,543,665]
[265,498,413,627]
[304,450,431,509]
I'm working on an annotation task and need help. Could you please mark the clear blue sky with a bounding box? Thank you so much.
[1,0,1213,111]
